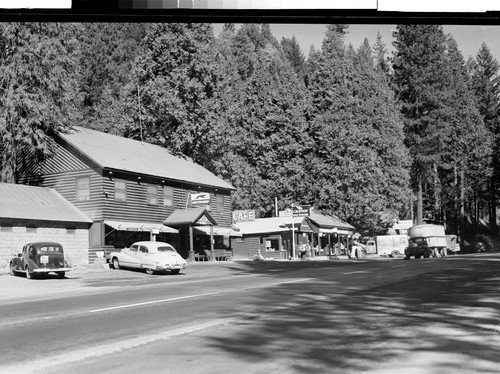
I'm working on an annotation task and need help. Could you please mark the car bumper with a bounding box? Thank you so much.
[155,264,187,271]
[33,267,71,273]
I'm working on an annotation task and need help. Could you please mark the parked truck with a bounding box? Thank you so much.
[405,224,447,259]
[365,235,409,257]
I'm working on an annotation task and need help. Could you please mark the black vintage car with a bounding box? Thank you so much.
[9,242,71,279]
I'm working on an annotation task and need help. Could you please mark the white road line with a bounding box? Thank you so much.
[391,264,406,268]
[88,291,222,313]
[343,270,370,275]
[88,278,312,314]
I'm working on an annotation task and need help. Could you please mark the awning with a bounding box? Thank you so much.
[194,225,243,237]
[105,220,178,233]
[319,227,338,234]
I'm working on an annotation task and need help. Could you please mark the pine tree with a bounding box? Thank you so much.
[0,23,75,183]
[281,36,306,82]
[132,23,220,166]
[469,42,500,235]
[307,27,411,234]
[214,24,312,216]
[392,25,451,225]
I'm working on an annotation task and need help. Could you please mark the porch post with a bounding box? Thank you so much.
[210,224,215,262]
[188,224,195,262]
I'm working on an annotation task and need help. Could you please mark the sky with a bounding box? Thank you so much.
[212,23,500,63]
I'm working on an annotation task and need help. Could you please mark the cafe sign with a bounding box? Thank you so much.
[232,210,256,223]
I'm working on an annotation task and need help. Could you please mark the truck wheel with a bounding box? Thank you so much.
[390,250,400,258]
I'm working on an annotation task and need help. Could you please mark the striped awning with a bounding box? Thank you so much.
[194,225,243,237]
[105,220,178,233]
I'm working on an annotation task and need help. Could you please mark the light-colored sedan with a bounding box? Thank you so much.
[110,241,187,275]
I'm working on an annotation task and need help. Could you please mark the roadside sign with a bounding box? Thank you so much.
[394,220,413,230]
[232,210,256,223]
[191,192,210,205]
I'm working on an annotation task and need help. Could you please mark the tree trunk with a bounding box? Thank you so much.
[490,177,498,236]
[417,178,423,225]
[460,166,465,243]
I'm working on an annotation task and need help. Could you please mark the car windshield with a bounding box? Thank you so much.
[39,245,62,252]
[157,246,176,253]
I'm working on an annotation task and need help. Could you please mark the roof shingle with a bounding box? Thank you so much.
[0,183,91,224]
[57,126,235,191]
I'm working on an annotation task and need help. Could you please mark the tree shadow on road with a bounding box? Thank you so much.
[205,257,500,373]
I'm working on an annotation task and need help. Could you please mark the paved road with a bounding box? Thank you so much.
[1,254,499,373]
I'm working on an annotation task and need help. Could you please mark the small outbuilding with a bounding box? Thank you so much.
[0,183,92,268]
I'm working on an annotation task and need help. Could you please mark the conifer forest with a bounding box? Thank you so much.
[0,23,498,239]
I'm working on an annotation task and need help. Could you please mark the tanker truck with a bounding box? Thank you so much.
[405,224,447,259]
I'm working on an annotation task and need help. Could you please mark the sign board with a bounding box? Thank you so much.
[293,205,311,217]
[191,192,210,206]
[394,220,413,230]
[279,205,311,217]
[232,210,256,223]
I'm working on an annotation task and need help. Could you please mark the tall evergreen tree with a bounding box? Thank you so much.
[307,27,411,234]
[281,36,306,82]
[440,37,493,239]
[469,42,500,235]
[214,24,312,216]
[132,23,220,166]
[0,23,75,183]
[392,25,451,225]
[70,23,147,134]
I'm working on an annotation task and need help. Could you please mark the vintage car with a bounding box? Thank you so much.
[109,241,187,275]
[9,242,71,279]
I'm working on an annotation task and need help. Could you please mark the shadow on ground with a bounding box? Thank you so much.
[205,255,500,373]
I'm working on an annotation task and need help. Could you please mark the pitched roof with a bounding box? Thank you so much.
[307,211,355,230]
[0,183,91,224]
[57,126,235,191]
[163,207,218,226]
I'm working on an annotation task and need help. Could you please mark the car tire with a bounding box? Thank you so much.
[25,266,34,279]
[145,268,154,275]
[9,262,16,276]
[171,269,180,275]
[112,258,120,270]
[390,250,399,258]
[57,272,66,279]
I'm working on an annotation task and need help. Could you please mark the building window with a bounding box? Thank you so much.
[147,184,158,205]
[163,186,173,206]
[216,194,224,212]
[114,179,127,202]
[76,176,90,201]
[67,228,76,235]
